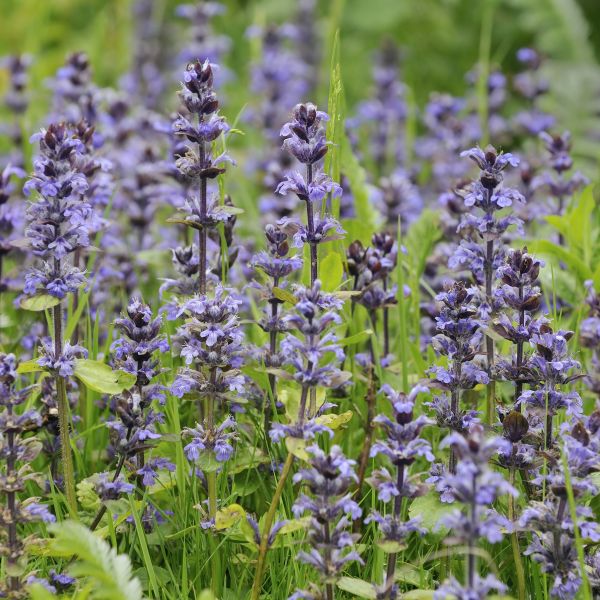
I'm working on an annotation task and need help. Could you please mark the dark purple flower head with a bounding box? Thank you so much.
[280,102,329,165]
[460,145,519,190]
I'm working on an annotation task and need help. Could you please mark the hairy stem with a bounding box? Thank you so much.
[384,463,405,597]
[53,300,78,517]
[485,235,495,425]
[250,452,295,600]
[508,468,526,600]
[199,140,208,295]
[6,405,19,592]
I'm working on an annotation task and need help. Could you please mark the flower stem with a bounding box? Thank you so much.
[6,405,20,593]
[250,451,295,600]
[508,468,526,600]
[199,140,207,295]
[384,463,405,597]
[485,237,495,425]
[53,301,78,517]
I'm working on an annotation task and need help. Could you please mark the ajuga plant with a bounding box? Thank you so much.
[366,384,433,599]
[277,103,343,285]
[0,165,25,299]
[451,145,524,423]
[251,224,302,421]
[289,445,363,600]
[172,286,244,519]
[512,48,555,136]
[176,2,230,82]
[1,54,30,168]
[428,282,486,474]
[354,40,407,176]
[534,131,587,224]
[0,353,55,597]
[90,298,170,530]
[581,282,600,398]
[494,247,544,410]
[517,325,581,449]
[520,412,600,599]
[345,233,398,496]
[252,281,347,599]
[434,424,517,599]
[172,58,232,296]
[24,123,93,514]
[48,52,98,126]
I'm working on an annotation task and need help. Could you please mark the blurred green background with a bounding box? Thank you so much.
[1,0,600,157]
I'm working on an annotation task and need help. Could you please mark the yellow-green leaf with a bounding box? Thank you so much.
[20,294,61,312]
[73,359,136,395]
[272,287,297,305]
[314,410,353,430]
[336,577,377,599]
[320,252,344,291]
[17,359,43,374]
[215,503,246,531]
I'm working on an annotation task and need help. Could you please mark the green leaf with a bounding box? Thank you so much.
[408,493,454,533]
[16,359,43,374]
[338,329,373,347]
[314,410,353,430]
[215,503,246,530]
[49,520,144,600]
[73,359,136,395]
[402,591,435,600]
[272,287,297,305]
[20,294,61,312]
[527,239,591,284]
[340,134,377,245]
[336,577,377,599]
[320,252,344,291]
[195,452,221,473]
[27,584,56,600]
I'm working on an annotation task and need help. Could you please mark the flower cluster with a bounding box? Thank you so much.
[270,281,348,442]
[367,384,433,598]
[517,325,581,447]
[435,424,516,599]
[277,103,344,283]
[24,123,91,298]
[520,411,600,599]
[493,247,544,410]
[173,285,244,465]
[172,58,232,294]
[0,354,54,597]
[290,445,363,600]
[428,282,484,466]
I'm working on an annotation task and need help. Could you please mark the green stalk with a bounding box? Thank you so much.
[53,302,78,517]
[508,468,526,600]
[250,452,295,600]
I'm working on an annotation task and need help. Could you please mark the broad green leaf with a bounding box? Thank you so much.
[73,359,136,395]
[27,585,56,600]
[402,592,435,600]
[195,452,221,473]
[377,539,406,553]
[215,504,246,530]
[320,252,344,291]
[336,577,377,599]
[314,410,353,430]
[17,359,43,374]
[408,493,454,533]
[272,287,297,305]
[286,437,309,461]
[20,294,61,312]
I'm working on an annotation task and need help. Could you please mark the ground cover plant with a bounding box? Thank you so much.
[2,0,600,598]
